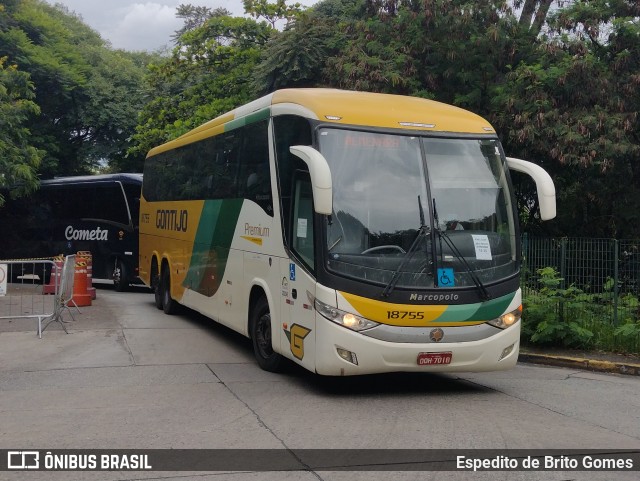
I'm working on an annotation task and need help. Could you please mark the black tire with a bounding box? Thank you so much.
[161,267,179,315]
[153,270,163,310]
[250,297,283,372]
[113,259,129,292]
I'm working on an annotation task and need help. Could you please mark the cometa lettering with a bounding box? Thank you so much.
[65,226,108,241]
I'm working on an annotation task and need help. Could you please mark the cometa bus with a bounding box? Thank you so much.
[139,88,555,376]
[0,174,142,291]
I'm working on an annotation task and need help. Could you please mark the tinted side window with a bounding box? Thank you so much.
[45,184,129,225]
[142,121,273,212]
[237,121,272,215]
[211,132,240,199]
[143,133,241,202]
[48,186,91,219]
[93,184,130,224]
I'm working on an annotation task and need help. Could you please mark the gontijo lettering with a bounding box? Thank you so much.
[156,209,188,232]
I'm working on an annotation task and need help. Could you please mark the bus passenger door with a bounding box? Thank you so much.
[280,174,317,372]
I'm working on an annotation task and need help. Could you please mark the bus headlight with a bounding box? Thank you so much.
[487,305,522,329]
[314,298,379,332]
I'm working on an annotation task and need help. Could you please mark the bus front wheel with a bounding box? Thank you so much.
[250,297,283,372]
[113,259,129,292]
[161,267,179,315]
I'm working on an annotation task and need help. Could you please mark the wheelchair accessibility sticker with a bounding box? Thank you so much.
[289,263,296,281]
[437,268,455,287]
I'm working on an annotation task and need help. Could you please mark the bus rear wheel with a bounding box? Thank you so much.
[161,267,179,315]
[153,270,163,310]
[250,297,283,372]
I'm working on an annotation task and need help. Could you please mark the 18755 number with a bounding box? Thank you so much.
[387,311,424,320]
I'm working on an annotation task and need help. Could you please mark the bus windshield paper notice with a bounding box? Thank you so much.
[472,235,492,260]
[297,218,308,238]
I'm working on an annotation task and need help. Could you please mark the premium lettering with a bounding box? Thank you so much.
[244,223,269,237]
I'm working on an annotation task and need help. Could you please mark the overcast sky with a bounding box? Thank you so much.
[44,1,316,52]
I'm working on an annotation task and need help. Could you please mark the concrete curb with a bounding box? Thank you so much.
[519,352,640,376]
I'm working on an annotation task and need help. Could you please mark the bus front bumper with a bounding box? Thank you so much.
[314,318,521,376]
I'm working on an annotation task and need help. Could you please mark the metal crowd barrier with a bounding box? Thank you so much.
[0,256,76,338]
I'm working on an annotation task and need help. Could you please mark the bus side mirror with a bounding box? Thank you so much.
[506,157,556,221]
[290,146,333,215]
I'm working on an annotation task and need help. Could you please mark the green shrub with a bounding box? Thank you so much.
[523,267,595,348]
[522,267,640,353]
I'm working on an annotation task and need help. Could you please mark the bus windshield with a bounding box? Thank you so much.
[318,128,517,290]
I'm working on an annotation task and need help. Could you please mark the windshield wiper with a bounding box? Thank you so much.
[433,205,490,300]
[381,196,430,298]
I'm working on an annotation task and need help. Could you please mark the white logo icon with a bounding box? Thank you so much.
[7,451,39,469]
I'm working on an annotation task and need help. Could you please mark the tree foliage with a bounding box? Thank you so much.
[252,12,338,94]
[243,0,306,27]
[492,0,640,237]
[0,0,150,177]
[256,1,532,105]
[172,4,231,41]
[128,15,271,166]
[0,55,43,206]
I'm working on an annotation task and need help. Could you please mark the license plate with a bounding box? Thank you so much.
[417,352,452,366]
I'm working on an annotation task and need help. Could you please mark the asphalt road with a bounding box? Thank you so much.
[0,287,639,480]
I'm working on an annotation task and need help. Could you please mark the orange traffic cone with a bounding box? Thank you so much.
[72,259,92,307]
[43,256,64,295]
[77,251,96,300]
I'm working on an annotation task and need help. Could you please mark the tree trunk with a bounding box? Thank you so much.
[531,0,553,36]
[519,0,538,28]
[519,0,553,36]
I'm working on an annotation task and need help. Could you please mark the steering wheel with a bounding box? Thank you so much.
[361,245,406,255]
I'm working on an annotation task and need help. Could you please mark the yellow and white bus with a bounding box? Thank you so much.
[139,89,555,376]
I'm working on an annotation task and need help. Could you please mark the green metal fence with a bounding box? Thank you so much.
[521,236,640,352]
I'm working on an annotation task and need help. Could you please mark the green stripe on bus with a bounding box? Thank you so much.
[183,199,244,297]
[225,108,271,132]
[434,292,516,322]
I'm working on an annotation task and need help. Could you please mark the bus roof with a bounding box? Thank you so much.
[41,173,143,187]
[148,89,496,157]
